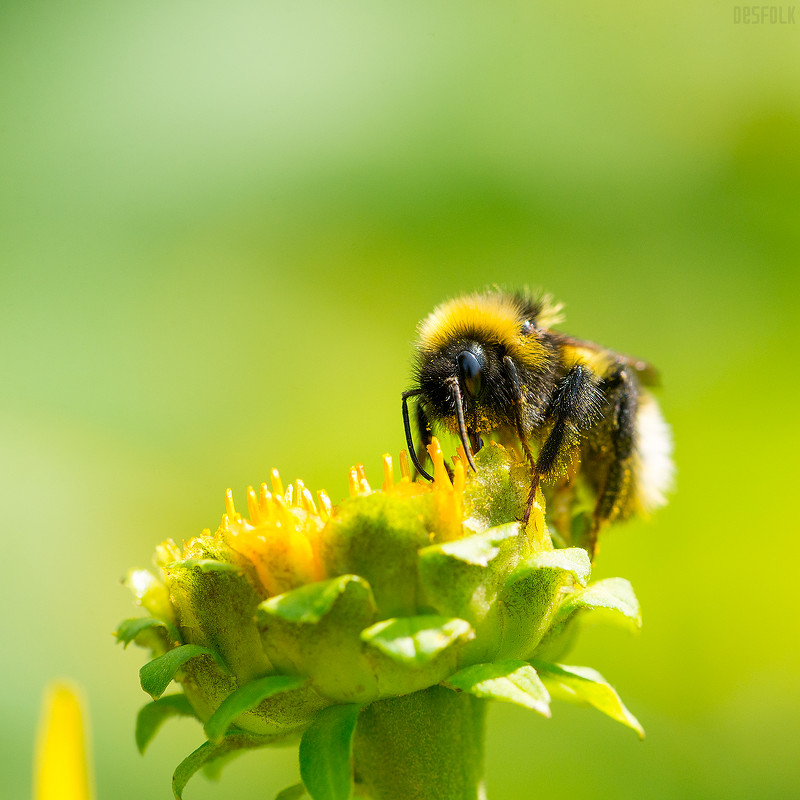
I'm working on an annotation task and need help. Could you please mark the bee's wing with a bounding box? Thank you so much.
[554,333,661,386]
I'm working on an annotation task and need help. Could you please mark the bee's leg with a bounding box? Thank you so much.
[402,390,434,481]
[415,402,458,480]
[503,356,536,470]
[504,356,542,527]
[588,365,638,553]
[530,364,601,527]
[415,401,434,479]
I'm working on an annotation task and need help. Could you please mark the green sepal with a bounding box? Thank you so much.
[522,548,592,587]
[204,674,309,743]
[277,785,364,800]
[201,749,245,781]
[299,704,360,800]
[140,644,228,700]
[319,492,432,617]
[496,548,591,660]
[177,559,242,573]
[261,575,374,625]
[532,660,644,738]
[360,616,473,666]
[258,576,379,704]
[172,732,276,800]
[445,660,551,717]
[136,694,197,754]
[116,617,182,649]
[417,523,522,662]
[556,577,641,627]
[534,577,640,661]
[165,556,272,685]
[179,663,328,739]
[424,522,521,568]
[275,785,310,800]
[462,444,533,535]
[361,616,475,698]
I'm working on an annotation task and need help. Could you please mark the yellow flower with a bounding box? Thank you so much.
[215,441,469,598]
[34,682,93,800]
[220,468,329,596]
[119,439,642,800]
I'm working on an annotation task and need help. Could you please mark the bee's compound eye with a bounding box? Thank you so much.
[520,319,535,335]
[457,351,483,398]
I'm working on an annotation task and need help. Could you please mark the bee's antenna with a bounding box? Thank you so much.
[447,377,478,473]
[402,390,434,482]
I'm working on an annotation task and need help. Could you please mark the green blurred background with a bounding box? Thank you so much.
[2,2,799,798]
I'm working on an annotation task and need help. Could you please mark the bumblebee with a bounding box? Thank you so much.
[401,290,673,553]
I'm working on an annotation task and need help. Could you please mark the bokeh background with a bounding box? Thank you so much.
[3,2,799,798]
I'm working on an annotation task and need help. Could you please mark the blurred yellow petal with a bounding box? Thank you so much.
[34,682,93,800]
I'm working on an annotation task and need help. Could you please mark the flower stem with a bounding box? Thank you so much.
[353,686,487,800]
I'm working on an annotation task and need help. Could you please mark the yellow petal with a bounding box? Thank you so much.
[34,682,93,800]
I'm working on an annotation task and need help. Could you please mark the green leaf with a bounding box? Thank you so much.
[140,644,228,699]
[172,732,275,799]
[261,575,372,624]
[446,660,551,717]
[299,704,360,800]
[204,674,309,743]
[360,616,474,666]
[116,617,181,648]
[136,694,196,754]
[556,577,641,627]
[275,785,310,800]
[201,749,246,781]
[532,660,644,738]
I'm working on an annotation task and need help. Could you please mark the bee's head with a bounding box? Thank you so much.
[404,289,561,481]
[410,337,518,472]
[417,339,496,417]
[455,347,484,401]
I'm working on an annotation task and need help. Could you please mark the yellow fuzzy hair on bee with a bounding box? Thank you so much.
[403,288,672,557]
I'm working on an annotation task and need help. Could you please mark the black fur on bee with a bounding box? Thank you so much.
[402,290,672,555]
